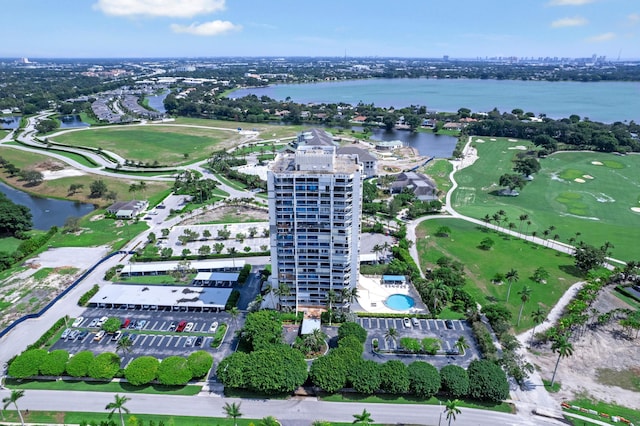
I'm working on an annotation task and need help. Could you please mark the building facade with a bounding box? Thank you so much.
[268,145,363,310]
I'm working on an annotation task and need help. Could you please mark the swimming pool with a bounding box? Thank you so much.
[385,294,415,311]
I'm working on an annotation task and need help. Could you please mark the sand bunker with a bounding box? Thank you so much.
[42,169,86,180]
[632,207,640,213]
[475,139,485,143]
[508,145,527,150]
[583,175,594,179]
[490,138,497,141]
[574,178,586,183]
[508,138,519,142]
[591,161,603,166]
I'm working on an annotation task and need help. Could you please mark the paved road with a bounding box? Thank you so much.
[0,389,566,426]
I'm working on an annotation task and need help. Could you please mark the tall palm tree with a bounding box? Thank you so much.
[426,279,449,314]
[541,229,550,247]
[312,421,332,426]
[258,415,280,426]
[505,268,519,303]
[105,394,130,426]
[530,307,547,348]
[372,244,383,262]
[352,408,374,425]
[325,290,339,326]
[116,336,134,356]
[223,402,243,426]
[517,285,532,326]
[274,283,291,311]
[444,399,462,426]
[454,336,470,355]
[550,335,574,386]
[2,390,25,426]
[229,307,240,327]
[518,214,529,234]
[384,327,398,346]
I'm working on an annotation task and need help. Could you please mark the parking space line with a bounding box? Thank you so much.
[376,318,380,329]
[156,336,165,346]
[148,335,157,346]
[174,337,182,348]
[164,336,173,347]
[139,335,149,345]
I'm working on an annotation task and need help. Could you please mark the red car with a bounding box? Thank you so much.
[176,321,187,332]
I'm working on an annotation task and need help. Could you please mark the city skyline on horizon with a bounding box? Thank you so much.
[1,0,638,60]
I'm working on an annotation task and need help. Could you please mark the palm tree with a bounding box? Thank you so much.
[372,244,383,262]
[525,220,532,238]
[105,394,130,426]
[550,335,574,386]
[530,307,547,348]
[454,336,469,355]
[426,279,449,314]
[505,268,519,303]
[444,399,462,426]
[518,214,529,234]
[325,290,339,326]
[352,408,374,425]
[517,285,532,326]
[312,421,332,426]
[274,283,291,311]
[384,327,398,346]
[542,229,550,247]
[223,402,243,426]
[2,390,25,426]
[229,306,240,327]
[116,336,134,356]
[482,214,491,226]
[258,415,280,426]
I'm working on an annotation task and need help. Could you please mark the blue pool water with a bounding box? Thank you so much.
[385,294,415,311]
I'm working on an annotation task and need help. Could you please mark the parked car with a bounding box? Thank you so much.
[68,330,79,340]
[96,316,109,327]
[136,320,146,330]
[72,317,84,328]
[128,320,137,330]
[411,317,420,327]
[94,330,106,341]
[194,336,203,347]
[445,320,454,329]
[60,329,71,339]
[403,318,412,328]
[184,322,194,332]
[176,321,187,332]
[209,321,219,333]
[88,319,99,328]
[111,330,122,341]
[185,336,194,347]
[121,318,131,329]
[76,330,88,341]
[168,322,177,331]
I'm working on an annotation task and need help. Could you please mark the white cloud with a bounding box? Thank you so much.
[94,0,225,18]
[547,0,595,5]
[551,16,588,27]
[628,13,640,25]
[170,20,241,36]
[587,32,616,42]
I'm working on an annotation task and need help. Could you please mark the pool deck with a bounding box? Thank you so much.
[355,274,428,315]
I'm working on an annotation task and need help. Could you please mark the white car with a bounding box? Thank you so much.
[184,322,194,332]
[96,316,109,327]
[60,328,71,339]
[403,317,412,328]
[72,317,84,328]
[185,336,194,347]
[94,330,106,341]
[209,321,219,333]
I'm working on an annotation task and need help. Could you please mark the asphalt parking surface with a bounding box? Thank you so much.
[50,308,244,367]
[357,317,481,368]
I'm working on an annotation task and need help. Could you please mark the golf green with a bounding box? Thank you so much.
[451,137,640,261]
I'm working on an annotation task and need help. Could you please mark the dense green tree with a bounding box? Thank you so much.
[440,365,470,398]
[513,157,540,176]
[239,310,282,351]
[310,354,347,393]
[379,360,410,394]
[245,346,308,394]
[187,351,214,378]
[216,352,249,389]
[467,359,509,402]
[89,180,108,198]
[39,350,69,376]
[574,242,607,274]
[157,356,192,385]
[0,193,33,237]
[8,349,46,378]
[124,356,159,385]
[498,173,526,192]
[102,317,122,333]
[65,350,94,377]
[350,360,381,394]
[337,321,367,344]
[87,352,121,380]
[407,361,440,398]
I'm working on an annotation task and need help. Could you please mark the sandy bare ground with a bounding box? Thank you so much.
[178,205,268,226]
[527,286,640,410]
[42,169,86,180]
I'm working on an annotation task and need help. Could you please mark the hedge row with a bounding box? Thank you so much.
[237,264,252,284]
[78,284,100,306]
[470,320,498,360]
[8,349,213,386]
[26,316,68,351]
[225,290,241,310]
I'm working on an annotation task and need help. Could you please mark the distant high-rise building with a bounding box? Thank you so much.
[268,144,363,311]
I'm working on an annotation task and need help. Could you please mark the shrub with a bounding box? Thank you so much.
[8,349,47,378]
[467,359,510,402]
[440,365,469,398]
[337,335,364,356]
[157,356,192,386]
[379,360,410,394]
[408,361,441,398]
[40,350,69,376]
[187,351,214,378]
[124,356,159,385]
[399,337,422,353]
[78,284,100,306]
[350,360,381,395]
[337,322,367,344]
[216,352,249,389]
[470,320,498,360]
[65,351,94,377]
[310,354,347,393]
[245,346,308,394]
[237,264,252,284]
[225,289,241,310]
[102,317,121,333]
[87,352,121,380]
[422,337,441,355]
[27,317,67,350]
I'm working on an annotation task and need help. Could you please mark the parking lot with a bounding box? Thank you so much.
[356,317,481,368]
[50,308,244,367]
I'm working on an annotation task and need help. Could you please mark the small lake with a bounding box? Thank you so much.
[350,126,457,157]
[0,182,95,230]
[145,91,169,113]
[58,115,90,129]
[0,116,21,129]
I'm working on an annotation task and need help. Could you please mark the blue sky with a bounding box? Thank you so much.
[2,0,638,59]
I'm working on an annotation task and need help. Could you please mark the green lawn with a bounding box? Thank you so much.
[5,378,201,395]
[52,125,242,166]
[170,117,303,140]
[423,158,453,196]
[416,218,581,332]
[0,236,22,252]
[565,398,640,426]
[451,137,640,261]
[5,142,100,167]
[118,273,196,285]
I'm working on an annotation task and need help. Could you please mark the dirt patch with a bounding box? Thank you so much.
[90,214,105,222]
[34,159,66,171]
[179,205,268,226]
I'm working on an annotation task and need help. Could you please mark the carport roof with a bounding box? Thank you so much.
[89,284,233,308]
[194,272,240,281]
[120,259,246,274]
[359,253,377,262]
